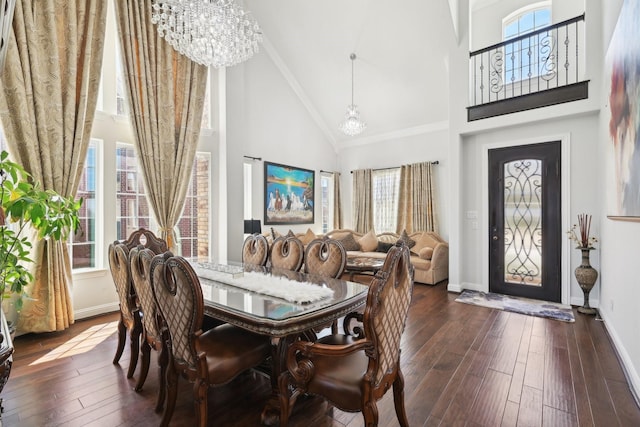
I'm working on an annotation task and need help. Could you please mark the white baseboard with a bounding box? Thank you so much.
[74,303,119,320]
[597,310,640,407]
[448,281,484,293]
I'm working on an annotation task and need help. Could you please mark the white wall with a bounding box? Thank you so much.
[597,0,640,403]
[336,129,451,240]
[459,113,600,305]
[225,50,338,262]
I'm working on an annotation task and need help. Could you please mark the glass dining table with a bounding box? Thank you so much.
[193,262,370,425]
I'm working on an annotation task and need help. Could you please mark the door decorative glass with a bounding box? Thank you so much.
[503,159,542,286]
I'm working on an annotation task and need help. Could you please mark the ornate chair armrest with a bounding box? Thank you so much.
[343,311,365,339]
[286,339,372,385]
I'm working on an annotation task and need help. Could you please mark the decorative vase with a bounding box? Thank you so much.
[575,247,598,315]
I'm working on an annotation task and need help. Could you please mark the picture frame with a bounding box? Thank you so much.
[606,0,640,219]
[264,161,314,225]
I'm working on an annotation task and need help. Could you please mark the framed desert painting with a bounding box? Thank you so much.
[264,161,314,225]
[606,0,640,222]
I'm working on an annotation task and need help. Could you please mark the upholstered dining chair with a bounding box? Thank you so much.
[269,235,305,271]
[278,242,414,427]
[150,252,272,427]
[129,246,167,412]
[121,227,168,254]
[303,238,347,335]
[108,228,168,378]
[108,242,142,378]
[303,238,347,279]
[242,233,269,266]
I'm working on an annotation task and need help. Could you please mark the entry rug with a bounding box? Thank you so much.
[455,290,575,323]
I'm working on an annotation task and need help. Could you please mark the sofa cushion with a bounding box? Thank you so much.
[397,229,416,249]
[338,233,361,251]
[358,230,378,252]
[376,241,394,253]
[419,246,434,260]
[299,228,317,245]
[412,232,439,253]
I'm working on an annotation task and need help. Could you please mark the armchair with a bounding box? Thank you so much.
[278,242,414,427]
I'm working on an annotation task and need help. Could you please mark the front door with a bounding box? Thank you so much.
[488,141,561,302]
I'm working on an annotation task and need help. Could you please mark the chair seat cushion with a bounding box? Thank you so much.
[306,348,368,411]
[198,324,270,385]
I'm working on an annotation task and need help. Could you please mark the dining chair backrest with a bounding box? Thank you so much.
[242,233,269,266]
[130,246,162,344]
[269,236,304,271]
[108,242,136,326]
[303,238,347,279]
[122,228,168,254]
[150,251,204,370]
[364,242,414,386]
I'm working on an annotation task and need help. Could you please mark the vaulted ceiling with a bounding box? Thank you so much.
[244,0,458,148]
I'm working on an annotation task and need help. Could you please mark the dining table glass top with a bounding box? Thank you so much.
[194,262,370,322]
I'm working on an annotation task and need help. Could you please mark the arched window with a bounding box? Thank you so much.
[502,2,552,82]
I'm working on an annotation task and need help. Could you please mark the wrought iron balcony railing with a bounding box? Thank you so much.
[468,14,587,119]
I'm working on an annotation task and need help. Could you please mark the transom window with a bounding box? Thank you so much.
[502,3,552,82]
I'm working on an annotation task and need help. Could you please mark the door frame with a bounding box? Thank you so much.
[481,133,572,305]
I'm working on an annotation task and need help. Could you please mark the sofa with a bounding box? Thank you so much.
[284,228,448,285]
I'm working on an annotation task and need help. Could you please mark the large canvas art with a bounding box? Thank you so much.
[607,0,640,219]
[264,162,314,225]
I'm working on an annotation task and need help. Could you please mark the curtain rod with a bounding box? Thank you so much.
[320,169,338,174]
[243,155,262,161]
[350,160,439,174]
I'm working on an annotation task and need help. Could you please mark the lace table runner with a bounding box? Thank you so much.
[192,264,334,304]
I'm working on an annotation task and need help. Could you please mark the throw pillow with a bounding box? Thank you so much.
[286,229,296,238]
[299,228,317,245]
[397,229,416,249]
[376,241,394,253]
[419,246,434,260]
[412,232,437,253]
[338,233,361,251]
[358,230,378,252]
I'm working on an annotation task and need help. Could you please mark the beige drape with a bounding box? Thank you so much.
[332,172,343,229]
[0,1,107,332]
[397,162,438,233]
[352,169,373,233]
[115,0,207,251]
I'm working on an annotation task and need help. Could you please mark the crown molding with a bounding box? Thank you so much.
[337,121,450,150]
[261,37,338,152]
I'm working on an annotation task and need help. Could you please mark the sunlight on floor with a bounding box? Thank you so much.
[29,320,119,366]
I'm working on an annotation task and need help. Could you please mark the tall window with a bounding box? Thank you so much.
[115,144,210,259]
[115,144,154,239]
[372,168,401,233]
[178,153,210,260]
[320,173,334,234]
[69,140,99,269]
[243,161,252,223]
[502,3,552,82]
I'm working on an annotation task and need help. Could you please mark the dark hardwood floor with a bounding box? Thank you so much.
[2,282,639,426]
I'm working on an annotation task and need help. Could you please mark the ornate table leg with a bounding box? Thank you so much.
[260,335,296,426]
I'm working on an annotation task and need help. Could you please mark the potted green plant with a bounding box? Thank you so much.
[0,150,81,397]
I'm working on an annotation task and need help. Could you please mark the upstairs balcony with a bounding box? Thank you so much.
[467,14,588,121]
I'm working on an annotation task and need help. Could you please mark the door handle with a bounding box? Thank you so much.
[492,235,499,241]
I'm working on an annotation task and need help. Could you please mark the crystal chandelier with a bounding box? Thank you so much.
[339,53,366,136]
[150,0,263,68]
